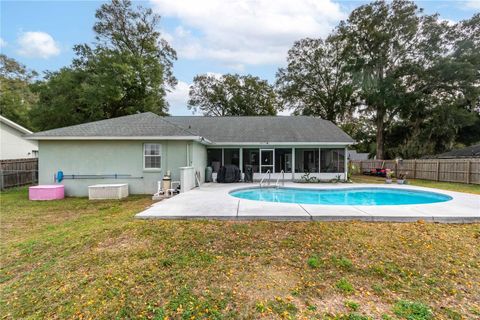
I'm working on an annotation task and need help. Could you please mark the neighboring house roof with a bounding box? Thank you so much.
[26,112,354,144]
[348,150,370,160]
[424,143,480,159]
[0,115,33,135]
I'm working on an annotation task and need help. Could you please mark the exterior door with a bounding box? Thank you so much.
[260,149,274,173]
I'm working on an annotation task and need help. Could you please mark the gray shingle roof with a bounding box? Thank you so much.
[423,143,480,159]
[28,112,354,144]
[28,112,196,138]
[167,116,353,143]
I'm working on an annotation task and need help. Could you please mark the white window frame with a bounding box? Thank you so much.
[143,143,162,170]
[260,149,275,173]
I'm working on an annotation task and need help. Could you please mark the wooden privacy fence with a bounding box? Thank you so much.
[350,158,480,185]
[0,158,38,190]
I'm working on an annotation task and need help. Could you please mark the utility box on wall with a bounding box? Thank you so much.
[179,167,195,193]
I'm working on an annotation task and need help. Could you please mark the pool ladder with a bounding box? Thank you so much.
[259,170,271,188]
[259,170,285,188]
[275,170,285,188]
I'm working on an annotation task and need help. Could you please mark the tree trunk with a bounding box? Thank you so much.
[376,107,385,160]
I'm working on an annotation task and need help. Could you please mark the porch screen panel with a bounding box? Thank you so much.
[295,149,319,173]
[242,149,259,173]
[207,149,222,172]
[320,148,345,173]
[275,148,292,173]
[224,149,240,167]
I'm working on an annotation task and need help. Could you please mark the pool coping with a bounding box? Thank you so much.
[135,182,480,223]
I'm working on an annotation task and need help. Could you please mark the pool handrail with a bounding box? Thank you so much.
[275,170,285,188]
[259,169,271,188]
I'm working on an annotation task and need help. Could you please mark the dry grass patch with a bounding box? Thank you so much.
[1,187,479,319]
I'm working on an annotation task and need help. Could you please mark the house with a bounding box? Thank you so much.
[423,143,480,159]
[26,112,354,196]
[0,115,38,160]
[347,150,370,161]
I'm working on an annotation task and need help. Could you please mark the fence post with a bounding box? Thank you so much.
[359,161,363,174]
[413,160,417,179]
[436,161,440,181]
[466,160,471,184]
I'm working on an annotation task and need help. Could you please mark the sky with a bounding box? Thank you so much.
[1,0,479,115]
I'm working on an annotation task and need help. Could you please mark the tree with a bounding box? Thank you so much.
[0,55,38,129]
[337,0,431,159]
[275,35,355,123]
[32,0,176,130]
[384,13,480,158]
[30,68,91,130]
[188,74,278,116]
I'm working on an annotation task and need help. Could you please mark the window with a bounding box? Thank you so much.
[144,143,161,169]
[320,148,345,173]
[243,148,259,173]
[207,149,222,172]
[295,148,319,173]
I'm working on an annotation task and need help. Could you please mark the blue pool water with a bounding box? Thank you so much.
[230,187,452,206]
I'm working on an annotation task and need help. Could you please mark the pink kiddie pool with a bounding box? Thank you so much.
[29,185,65,200]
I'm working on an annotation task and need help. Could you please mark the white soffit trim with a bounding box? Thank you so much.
[0,115,33,135]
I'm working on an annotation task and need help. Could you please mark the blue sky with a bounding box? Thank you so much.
[1,0,479,115]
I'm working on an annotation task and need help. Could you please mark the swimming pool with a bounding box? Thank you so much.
[230,187,452,206]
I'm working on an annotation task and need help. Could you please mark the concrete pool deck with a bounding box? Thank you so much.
[135,182,480,223]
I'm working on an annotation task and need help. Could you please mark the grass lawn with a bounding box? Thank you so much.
[351,174,480,195]
[1,187,479,319]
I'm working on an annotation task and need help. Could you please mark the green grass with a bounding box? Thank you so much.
[336,278,355,294]
[344,300,360,311]
[393,300,433,320]
[351,174,480,194]
[1,187,480,319]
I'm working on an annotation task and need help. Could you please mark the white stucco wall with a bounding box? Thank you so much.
[0,122,38,160]
[38,140,191,196]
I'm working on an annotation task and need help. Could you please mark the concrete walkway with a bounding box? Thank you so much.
[135,182,480,223]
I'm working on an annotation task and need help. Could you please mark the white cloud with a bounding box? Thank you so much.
[440,18,456,26]
[17,31,60,59]
[166,80,195,115]
[0,38,7,48]
[151,0,345,68]
[465,0,480,9]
